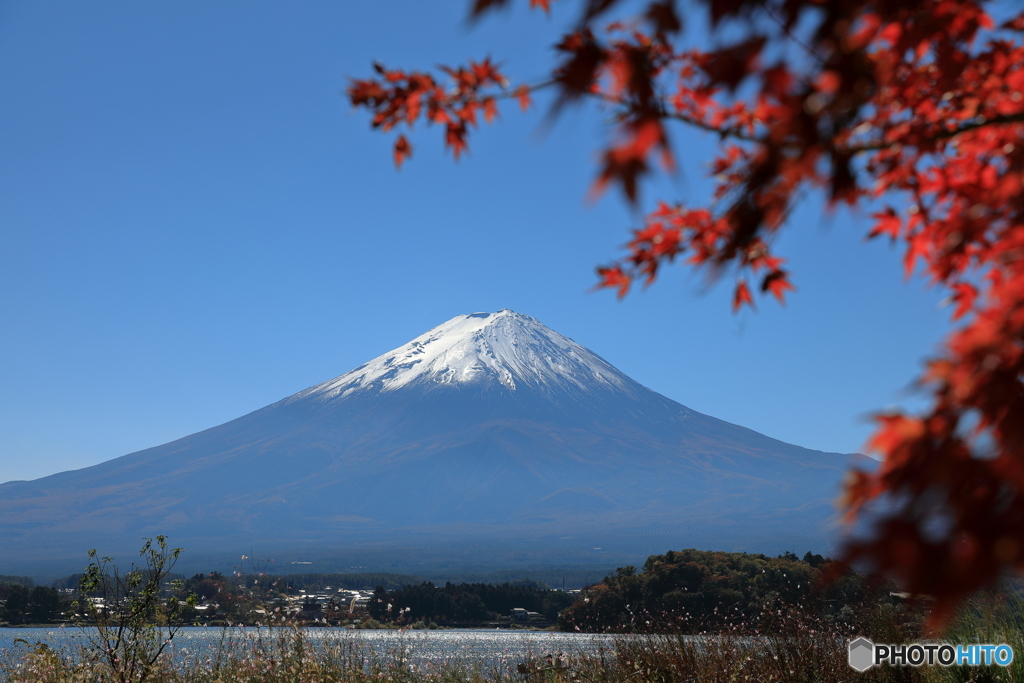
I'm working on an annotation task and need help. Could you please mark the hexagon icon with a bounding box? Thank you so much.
[849,637,875,672]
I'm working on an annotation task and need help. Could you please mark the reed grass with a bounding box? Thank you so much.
[3,593,1023,683]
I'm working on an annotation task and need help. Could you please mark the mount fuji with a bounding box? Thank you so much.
[0,310,864,575]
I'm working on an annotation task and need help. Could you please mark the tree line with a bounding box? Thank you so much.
[0,584,64,625]
[558,549,908,633]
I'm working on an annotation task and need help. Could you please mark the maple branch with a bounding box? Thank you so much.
[845,111,1024,154]
[495,78,558,101]
[754,0,826,65]
[659,110,761,142]
[584,88,762,143]
[656,107,1024,162]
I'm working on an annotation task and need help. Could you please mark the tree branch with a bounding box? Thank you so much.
[844,111,1024,153]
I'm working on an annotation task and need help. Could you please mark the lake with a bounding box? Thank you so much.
[0,627,618,669]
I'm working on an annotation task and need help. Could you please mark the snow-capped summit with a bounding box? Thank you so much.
[294,309,633,402]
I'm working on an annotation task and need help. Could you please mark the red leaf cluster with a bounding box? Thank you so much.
[597,201,793,313]
[352,0,1024,625]
[348,58,509,164]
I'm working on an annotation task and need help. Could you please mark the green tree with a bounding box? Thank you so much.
[541,591,575,621]
[2,584,30,623]
[454,593,489,622]
[368,585,389,621]
[72,536,197,683]
[28,586,61,623]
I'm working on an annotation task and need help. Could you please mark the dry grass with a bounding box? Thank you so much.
[3,598,1023,683]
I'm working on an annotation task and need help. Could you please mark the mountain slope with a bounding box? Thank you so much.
[0,310,863,574]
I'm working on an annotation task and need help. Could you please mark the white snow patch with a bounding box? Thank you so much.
[291,310,634,403]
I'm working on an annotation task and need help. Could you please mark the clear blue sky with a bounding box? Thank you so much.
[0,1,951,484]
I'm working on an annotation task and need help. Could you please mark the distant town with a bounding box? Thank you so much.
[2,549,906,634]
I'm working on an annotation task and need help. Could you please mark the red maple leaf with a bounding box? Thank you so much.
[393,135,413,170]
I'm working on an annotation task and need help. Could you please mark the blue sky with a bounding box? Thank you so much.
[0,1,951,484]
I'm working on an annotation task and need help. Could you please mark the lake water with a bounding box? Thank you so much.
[0,627,617,668]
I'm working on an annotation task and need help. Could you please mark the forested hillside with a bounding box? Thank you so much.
[559,549,906,633]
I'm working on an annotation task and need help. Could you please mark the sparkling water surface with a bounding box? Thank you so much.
[0,627,617,668]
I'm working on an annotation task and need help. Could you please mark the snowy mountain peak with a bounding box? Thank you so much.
[294,310,634,402]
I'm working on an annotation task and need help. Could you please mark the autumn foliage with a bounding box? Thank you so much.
[350,0,1024,626]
